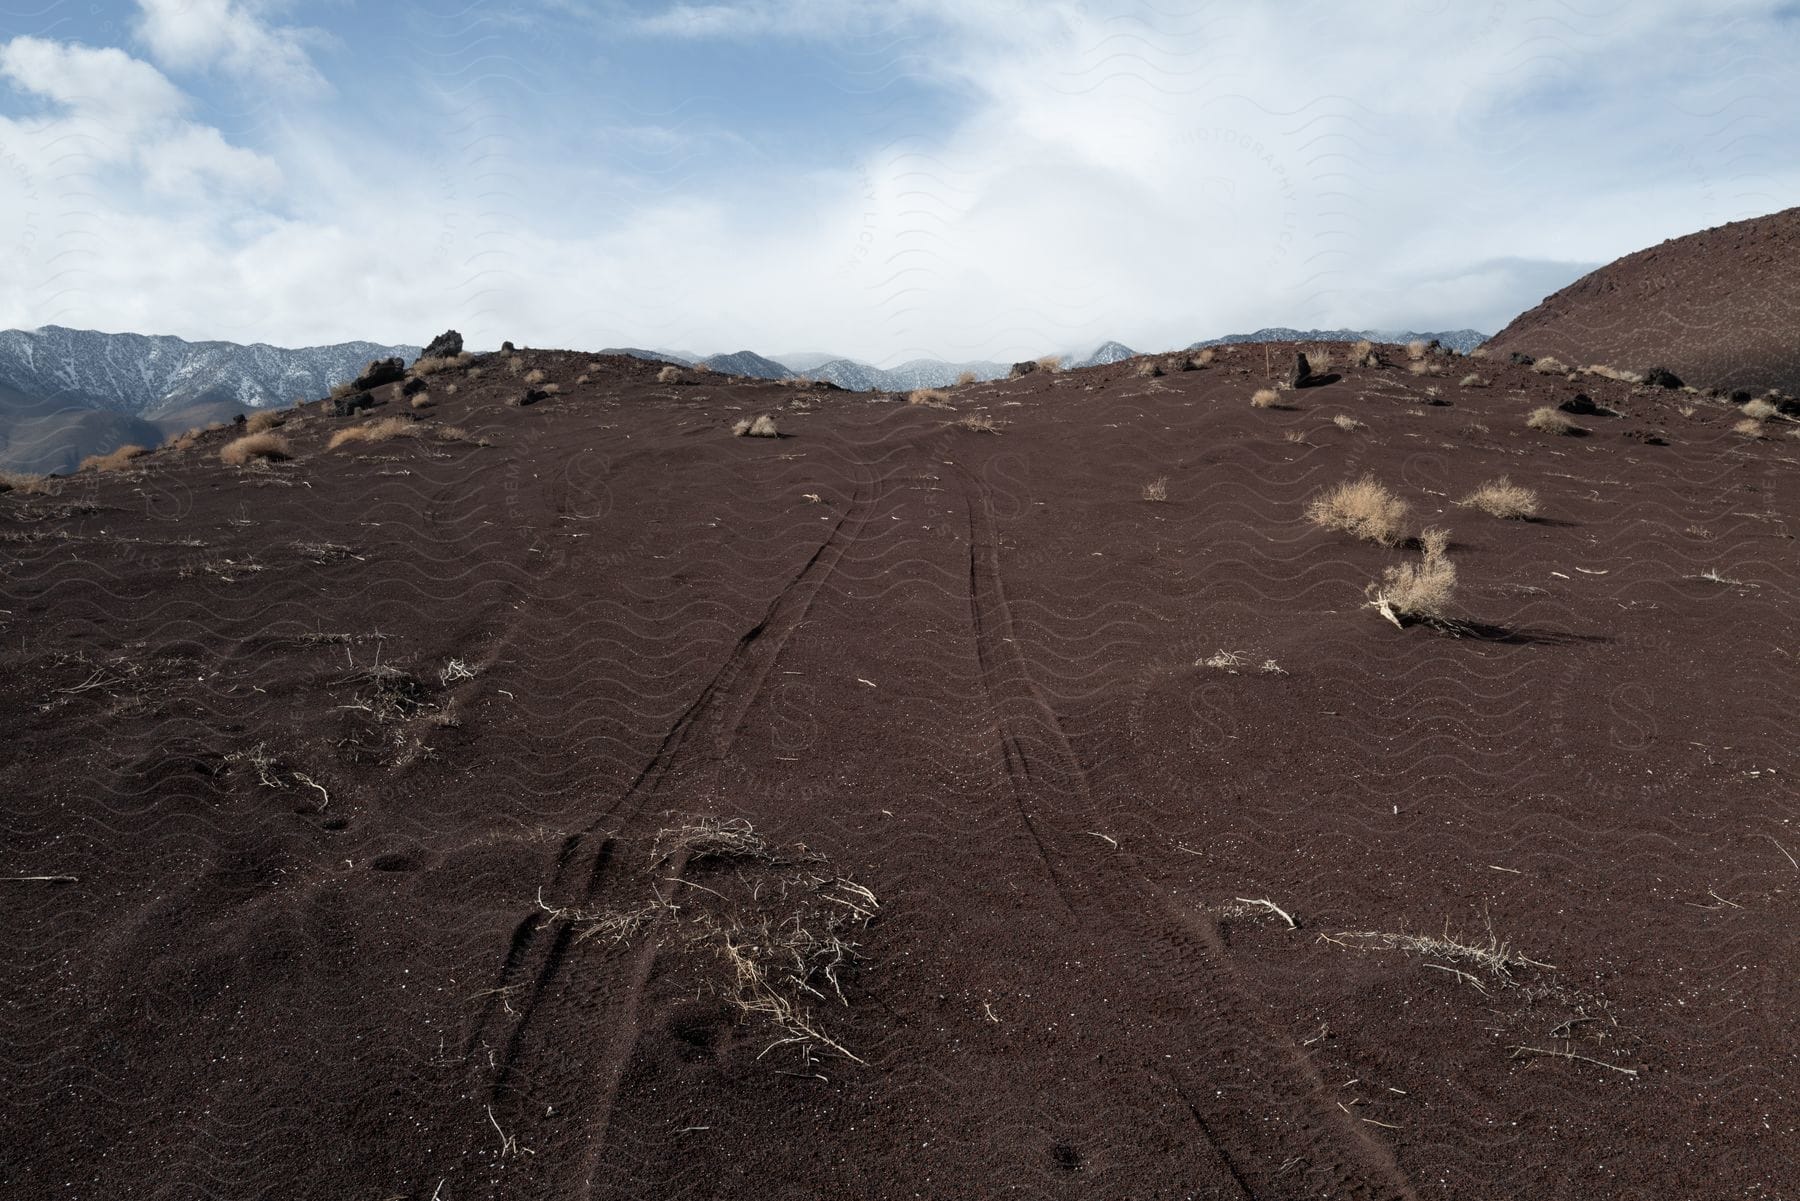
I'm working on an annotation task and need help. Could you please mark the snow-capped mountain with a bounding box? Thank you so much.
[1068,341,1138,368]
[0,326,420,418]
[805,357,1011,391]
[1189,327,1489,353]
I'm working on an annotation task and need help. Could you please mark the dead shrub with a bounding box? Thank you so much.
[220,433,293,465]
[959,413,1002,434]
[328,417,419,450]
[78,444,150,473]
[1195,348,1216,367]
[955,370,977,386]
[1733,417,1766,438]
[1408,360,1441,377]
[1743,397,1779,421]
[328,381,355,401]
[1583,364,1643,384]
[245,409,284,434]
[1406,339,1428,361]
[1142,476,1168,502]
[1368,527,1456,625]
[410,394,433,410]
[1332,414,1365,432]
[1251,387,1282,409]
[1306,474,1410,546]
[1035,355,1063,373]
[732,414,779,438]
[1531,356,1568,375]
[1526,406,1577,435]
[1459,477,1539,519]
[1467,346,1490,360]
[523,368,547,385]
[908,388,952,408]
[657,365,684,384]
[1135,360,1163,378]
[0,470,50,494]
[1459,373,1488,388]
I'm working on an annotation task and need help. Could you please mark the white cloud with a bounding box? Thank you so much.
[134,0,323,90]
[4,4,1799,361]
[0,36,185,128]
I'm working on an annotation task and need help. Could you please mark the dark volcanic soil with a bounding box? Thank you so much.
[1489,205,1800,397]
[3,345,1796,1200]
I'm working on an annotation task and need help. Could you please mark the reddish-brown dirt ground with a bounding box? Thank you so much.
[3,344,1796,1200]
[1489,205,1800,397]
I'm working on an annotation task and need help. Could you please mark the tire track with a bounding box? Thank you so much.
[461,473,878,1168]
[951,462,1418,1199]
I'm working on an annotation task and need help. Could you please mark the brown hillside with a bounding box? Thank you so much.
[1488,205,1800,396]
[3,345,1796,1199]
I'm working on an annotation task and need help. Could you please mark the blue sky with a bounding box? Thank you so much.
[1,1,1797,363]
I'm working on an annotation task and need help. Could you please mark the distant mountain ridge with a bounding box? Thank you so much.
[1188,327,1489,353]
[0,325,419,475]
[0,326,419,418]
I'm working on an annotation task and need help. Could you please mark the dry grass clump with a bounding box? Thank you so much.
[410,394,433,410]
[575,374,590,386]
[1195,348,1216,367]
[732,414,779,438]
[1250,387,1282,409]
[1531,356,1568,375]
[220,432,292,466]
[0,470,50,494]
[1368,527,1455,625]
[653,816,776,865]
[1332,414,1365,432]
[1142,476,1168,502]
[1526,406,1577,435]
[1459,477,1539,519]
[406,352,464,376]
[1307,347,1333,372]
[327,417,420,450]
[1459,373,1488,388]
[78,444,150,473]
[1408,360,1441,377]
[656,365,683,384]
[1467,346,1490,359]
[1733,417,1767,438]
[1306,474,1410,546]
[908,388,952,408]
[1135,359,1163,378]
[1035,354,1063,373]
[1320,921,1548,985]
[523,368,547,385]
[245,409,286,434]
[328,380,356,401]
[540,383,562,395]
[959,412,1002,434]
[1583,364,1643,384]
[955,369,977,386]
[1743,397,1780,421]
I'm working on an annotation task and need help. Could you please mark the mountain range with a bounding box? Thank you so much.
[1,324,1491,474]
[0,326,418,475]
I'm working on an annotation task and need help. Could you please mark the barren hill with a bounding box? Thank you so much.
[1488,206,1800,395]
[3,343,1795,1199]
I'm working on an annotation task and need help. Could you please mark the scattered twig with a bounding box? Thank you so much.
[1509,1045,1639,1076]
[1758,834,1798,870]
[1423,962,1488,993]
[1086,831,1119,849]
[1235,897,1299,929]
[1,875,79,883]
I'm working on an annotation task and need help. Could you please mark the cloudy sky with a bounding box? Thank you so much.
[1,2,1796,363]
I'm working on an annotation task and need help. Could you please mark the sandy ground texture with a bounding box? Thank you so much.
[1489,204,1800,398]
[2,343,1796,1200]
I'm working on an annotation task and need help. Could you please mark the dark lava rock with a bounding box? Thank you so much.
[510,388,550,407]
[419,330,463,360]
[1559,393,1601,416]
[352,357,406,390]
[1009,360,1038,379]
[401,376,429,396]
[1509,352,1536,367]
[501,341,516,354]
[1641,365,1683,389]
[332,391,375,417]
[1288,352,1312,389]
